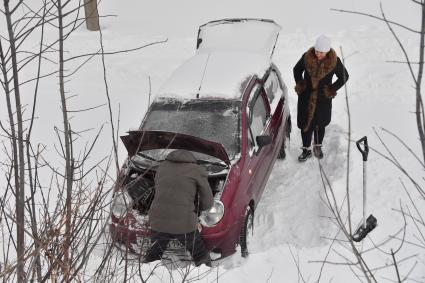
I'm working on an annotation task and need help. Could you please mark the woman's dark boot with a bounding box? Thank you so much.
[313,145,323,159]
[298,148,312,162]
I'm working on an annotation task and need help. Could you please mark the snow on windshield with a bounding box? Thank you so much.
[141,98,241,160]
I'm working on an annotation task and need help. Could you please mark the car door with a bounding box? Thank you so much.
[243,82,273,204]
[264,68,287,139]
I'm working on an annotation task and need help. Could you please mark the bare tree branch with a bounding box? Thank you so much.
[386,60,421,64]
[330,8,420,33]
[65,39,168,62]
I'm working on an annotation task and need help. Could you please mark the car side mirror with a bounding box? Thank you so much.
[255,135,272,154]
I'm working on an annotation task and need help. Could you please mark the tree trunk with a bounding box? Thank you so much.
[84,0,100,31]
[417,3,425,163]
[58,0,74,280]
[3,0,27,281]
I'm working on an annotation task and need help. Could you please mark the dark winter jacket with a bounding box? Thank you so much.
[149,150,213,234]
[293,48,349,131]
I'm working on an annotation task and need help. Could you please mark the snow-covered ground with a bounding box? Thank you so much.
[100,1,425,280]
[1,0,424,282]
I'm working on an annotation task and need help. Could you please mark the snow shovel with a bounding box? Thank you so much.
[352,136,377,242]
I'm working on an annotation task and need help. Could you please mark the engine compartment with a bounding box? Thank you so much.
[121,159,228,215]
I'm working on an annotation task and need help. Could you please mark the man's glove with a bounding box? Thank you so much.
[323,85,337,98]
[294,80,306,95]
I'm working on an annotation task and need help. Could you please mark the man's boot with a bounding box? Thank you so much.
[313,145,324,159]
[194,253,212,267]
[298,147,312,162]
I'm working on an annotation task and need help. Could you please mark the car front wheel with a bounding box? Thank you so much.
[240,206,254,258]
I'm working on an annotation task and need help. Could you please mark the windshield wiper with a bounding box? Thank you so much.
[136,152,158,162]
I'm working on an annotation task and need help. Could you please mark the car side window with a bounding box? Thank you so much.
[251,94,267,137]
[264,70,283,113]
[247,85,269,154]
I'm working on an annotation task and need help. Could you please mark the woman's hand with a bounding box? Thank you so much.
[294,80,306,95]
[323,85,336,98]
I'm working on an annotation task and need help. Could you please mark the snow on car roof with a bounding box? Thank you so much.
[156,52,271,100]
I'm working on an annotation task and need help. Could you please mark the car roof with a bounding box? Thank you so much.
[156,51,271,101]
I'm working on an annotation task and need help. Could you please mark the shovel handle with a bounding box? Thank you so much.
[356,136,369,161]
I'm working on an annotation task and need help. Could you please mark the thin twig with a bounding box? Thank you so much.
[65,39,168,62]
[330,8,420,34]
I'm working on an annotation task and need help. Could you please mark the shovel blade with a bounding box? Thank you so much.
[352,214,377,242]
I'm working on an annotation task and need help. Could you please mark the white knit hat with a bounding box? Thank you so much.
[314,35,331,53]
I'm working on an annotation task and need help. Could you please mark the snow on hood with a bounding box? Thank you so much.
[196,18,281,57]
[156,52,270,100]
[121,130,230,165]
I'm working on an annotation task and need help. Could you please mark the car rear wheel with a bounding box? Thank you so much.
[240,206,254,258]
[278,117,291,160]
[277,137,286,159]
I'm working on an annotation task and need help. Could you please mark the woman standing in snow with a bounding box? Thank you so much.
[293,35,349,161]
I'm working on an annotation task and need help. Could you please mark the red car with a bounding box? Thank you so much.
[110,18,291,261]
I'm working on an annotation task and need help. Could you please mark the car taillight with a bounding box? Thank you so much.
[111,191,133,218]
[199,200,224,227]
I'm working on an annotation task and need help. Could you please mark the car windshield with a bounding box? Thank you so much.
[141,98,241,161]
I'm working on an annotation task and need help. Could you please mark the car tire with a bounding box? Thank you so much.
[278,117,291,160]
[240,206,254,258]
[277,137,286,159]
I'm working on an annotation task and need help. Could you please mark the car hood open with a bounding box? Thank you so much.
[121,130,231,166]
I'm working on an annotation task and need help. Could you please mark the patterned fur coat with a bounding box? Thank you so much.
[293,47,349,132]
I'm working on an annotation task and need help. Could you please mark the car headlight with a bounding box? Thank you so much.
[112,191,133,218]
[199,200,224,227]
